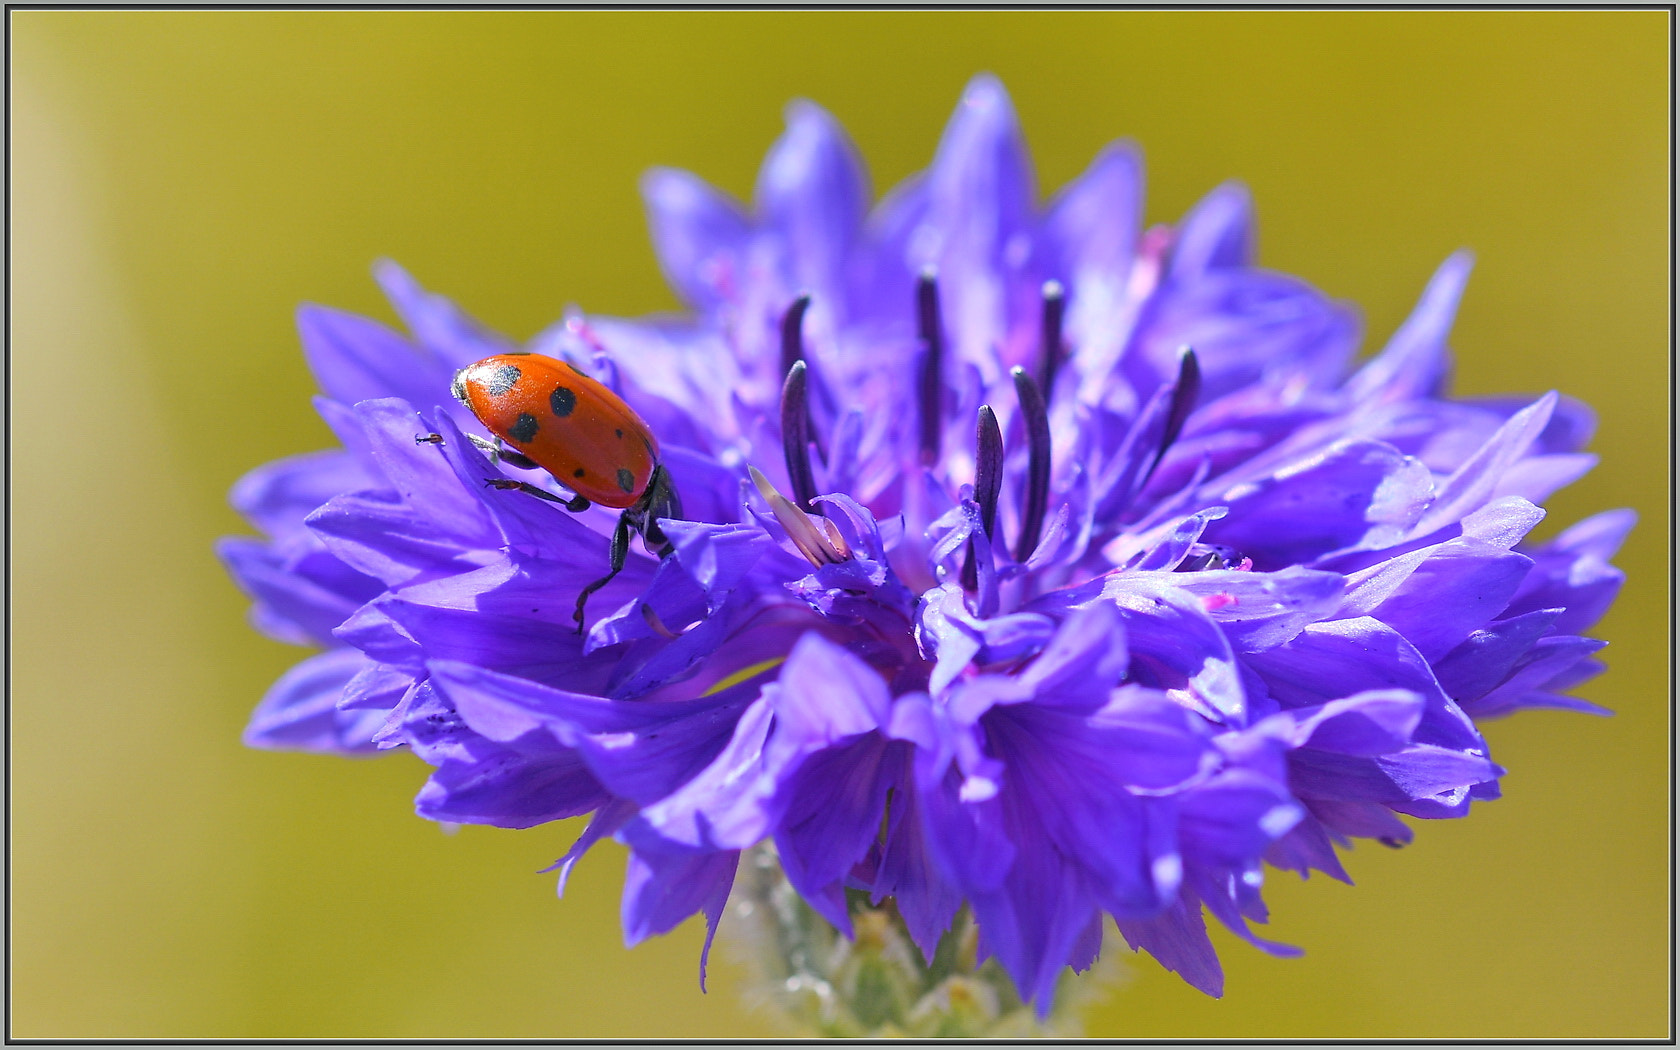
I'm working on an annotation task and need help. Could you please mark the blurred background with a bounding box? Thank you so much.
[10,10,1668,1039]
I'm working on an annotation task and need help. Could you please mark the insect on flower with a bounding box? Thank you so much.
[221,74,1634,1024]
[447,351,683,627]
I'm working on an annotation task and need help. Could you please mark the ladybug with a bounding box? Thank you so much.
[449,352,683,628]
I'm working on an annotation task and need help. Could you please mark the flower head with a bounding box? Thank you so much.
[221,74,1629,1014]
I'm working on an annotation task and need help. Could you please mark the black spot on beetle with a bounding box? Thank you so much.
[616,468,635,493]
[572,468,586,478]
[550,386,576,417]
[482,363,521,395]
[509,413,540,443]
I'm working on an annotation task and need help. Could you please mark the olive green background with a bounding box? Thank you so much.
[11,10,1669,1040]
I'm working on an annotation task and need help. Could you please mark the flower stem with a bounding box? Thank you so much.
[723,843,1119,1038]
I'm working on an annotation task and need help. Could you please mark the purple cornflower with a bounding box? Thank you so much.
[220,75,1629,1014]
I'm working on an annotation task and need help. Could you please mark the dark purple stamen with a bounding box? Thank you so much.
[780,294,812,379]
[779,294,828,466]
[1011,367,1051,563]
[1141,346,1201,487]
[1037,280,1066,399]
[974,404,1003,540]
[781,360,819,512]
[961,405,1004,591]
[916,269,944,464]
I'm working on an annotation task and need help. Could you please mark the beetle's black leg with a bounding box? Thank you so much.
[467,433,540,471]
[629,464,683,558]
[574,512,633,631]
[483,478,590,513]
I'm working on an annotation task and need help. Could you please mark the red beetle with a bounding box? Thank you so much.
[447,352,683,627]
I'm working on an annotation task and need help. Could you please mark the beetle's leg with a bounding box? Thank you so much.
[574,512,633,631]
[631,464,684,558]
[483,478,590,513]
[467,433,540,472]
[471,435,588,511]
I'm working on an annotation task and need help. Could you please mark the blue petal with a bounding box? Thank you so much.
[869,741,963,961]
[1263,814,1351,882]
[308,493,485,587]
[1412,391,1558,537]
[1184,866,1301,960]
[406,601,598,682]
[665,519,776,601]
[296,304,452,409]
[217,536,376,647]
[1289,744,1499,807]
[912,759,1016,894]
[1465,635,1610,719]
[1244,618,1493,801]
[918,74,1037,376]
[304,400,501,584]
[1134,270,1359,402]
[1103,506,1227,572]
[620,842,739,992]
[1247,616,1467,719]
[769,633,894,749]
[1339,536,1534,661]
[373,259,512,368]
[1205,439,1435,568]
[1343,252,1473,403]
[243,647,386,754]
[641,167,751,310]
[339,660,414,713]
[1284,689,1427,756]
[989,602,1128,713]
[603,589,754,699]
[1308,798,1414,844]
[1506,508,1634,634]
[374,679,477,764]
[1117,893,1224,997]
[1431,608,1563,701]
[772,732,898,936]
[969,836,1101,1016]
[1168,181,1253,281]
[1044,574,1246,724]
[1160,566,1346,653]
[1041,141,1142,293]
[754,99,870,309]
[543,797,638,898]
[631,698,777,851]
[427,659,757,804]
[1178,768,1302,867]
[417,743,610,829]
[333,600,421,672]
[228,448,374,538]
[964,703,1191,974]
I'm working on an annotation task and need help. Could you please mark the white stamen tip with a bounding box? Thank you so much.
[749,465,847,566]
